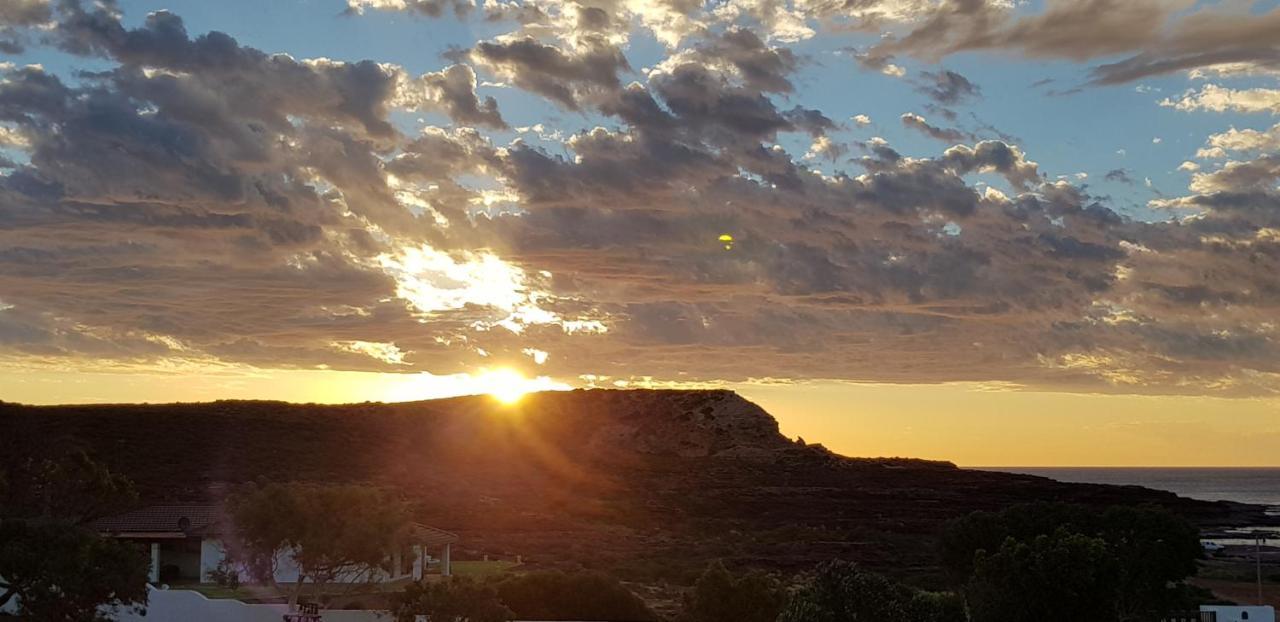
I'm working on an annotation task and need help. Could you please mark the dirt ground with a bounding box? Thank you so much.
[1192,577,1280,609]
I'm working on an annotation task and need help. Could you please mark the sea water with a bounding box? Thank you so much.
[988,467,1280,511]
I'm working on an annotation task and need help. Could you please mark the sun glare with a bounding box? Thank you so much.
[476,368,533,404]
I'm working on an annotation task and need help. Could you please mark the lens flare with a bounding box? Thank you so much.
[476,368,533,404]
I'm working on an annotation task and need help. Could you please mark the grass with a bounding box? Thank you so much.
[177,578,413,601]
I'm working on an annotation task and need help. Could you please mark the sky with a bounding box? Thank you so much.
[1,0,1279,466]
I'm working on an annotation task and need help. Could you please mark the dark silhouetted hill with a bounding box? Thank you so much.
[1,389,1269,586]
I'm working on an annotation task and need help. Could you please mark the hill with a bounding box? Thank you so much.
[0,389,1270,587]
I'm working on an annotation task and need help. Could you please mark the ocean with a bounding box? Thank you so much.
[986,467,1280,511]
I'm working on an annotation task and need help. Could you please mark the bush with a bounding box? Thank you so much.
[941,502,1204,621]
[778,561,964,622]
[391,577,513,622]
[494,570,656,621]
[966,529,1119,622]
[679,561,786,622]
[208,557,241,590]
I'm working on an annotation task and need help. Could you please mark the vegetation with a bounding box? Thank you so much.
[778,561,964,622]
[391,577,513,622]
[494,570,657,621]
[4,393,1253,592]
[225,482,412,609]
[450,560,521,578]
[941,502,1208,622]
[965,529,1121,622]
[679,561,787,622]
[0,439,150,621]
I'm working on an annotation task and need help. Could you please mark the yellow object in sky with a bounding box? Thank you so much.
[718,234,734,250]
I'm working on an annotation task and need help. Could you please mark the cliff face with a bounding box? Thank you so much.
[1,389,1268,587]
[577,389,794,458]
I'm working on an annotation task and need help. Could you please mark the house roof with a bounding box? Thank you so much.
[94,505,461,547]
[410,523,460,549]
[92,504,225,538]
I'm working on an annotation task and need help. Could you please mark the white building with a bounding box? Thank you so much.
[93,505,457,585]
[1198,606,1276,622]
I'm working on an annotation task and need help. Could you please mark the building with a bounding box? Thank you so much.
[1167,607,1277,622]
[92,505,457,584]
[1198,606,1276,622]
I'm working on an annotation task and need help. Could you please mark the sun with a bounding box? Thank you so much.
[475,368,532,404]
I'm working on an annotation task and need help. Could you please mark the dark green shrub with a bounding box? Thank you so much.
[494,570,656,621]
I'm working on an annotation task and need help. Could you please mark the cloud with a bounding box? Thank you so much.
[395,64,507,128]
[0,0,1278,396]
[464,35,630,110]
[1161,84,1280,115]
[1105,169,1134,184]
[915,69,981,105]
[866,0,1280,86]
[346,0,472,19]
[900,112,971,143]
[804,135,848,162]
[1186,155,1280,195]
[1198,123,1280,159]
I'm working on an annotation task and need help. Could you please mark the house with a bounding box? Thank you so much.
[1198,606,1276,622]
[1167,607,1277,622]
[92,505,457,584]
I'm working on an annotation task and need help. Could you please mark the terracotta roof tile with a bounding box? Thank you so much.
[92,504,225,536]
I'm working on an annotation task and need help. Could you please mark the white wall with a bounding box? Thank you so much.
[198,539,415,585]
[1202,605,1277,622]
[109,586,388,622]
[199,538,224,583]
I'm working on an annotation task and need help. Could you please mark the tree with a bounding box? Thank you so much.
[226,482,412,609]
[0,435,137,524]
[0,441,149,621]
[679,561,786,622]
[1096,505,1204,621]
[493,570,656,621]
[0,519,151,621]
[391,577,513,622]
[940,502,1205,621]
[966,529,1120,622]
[778,561,965,622]
[939,502,1093,581]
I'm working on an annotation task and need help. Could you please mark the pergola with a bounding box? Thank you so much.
[404,523,459,578]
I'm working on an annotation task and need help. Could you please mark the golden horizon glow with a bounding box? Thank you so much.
[0,365,1276,466]
[476,367,533,404]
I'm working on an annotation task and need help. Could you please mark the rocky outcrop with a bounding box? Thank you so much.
[581,390,793,458]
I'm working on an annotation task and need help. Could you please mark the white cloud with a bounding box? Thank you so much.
[1198,123,1280,158]
[522,347,549,364]
[1160,84,1280,115]
[333,340,409,365]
